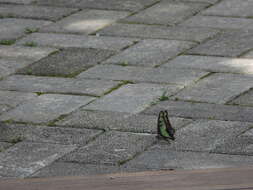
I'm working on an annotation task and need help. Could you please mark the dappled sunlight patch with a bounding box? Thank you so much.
[65,19,114,32]
[164,55,253,76]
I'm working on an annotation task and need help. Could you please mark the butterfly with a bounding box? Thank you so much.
[157,110,175,141]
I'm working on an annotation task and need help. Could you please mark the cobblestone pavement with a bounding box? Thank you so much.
[0,0,253,179]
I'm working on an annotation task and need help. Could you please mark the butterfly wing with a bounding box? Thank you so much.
[157,111,171,138]
[164,110,175,140]
[157,111,163,136]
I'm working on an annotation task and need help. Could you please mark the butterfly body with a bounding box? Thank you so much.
[157,110,175,141]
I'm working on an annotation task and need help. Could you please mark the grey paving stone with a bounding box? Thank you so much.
[123,1,208,25]
[0,90,37,107]
[216,140,253,156]
[123,145,253,171]
[78,65,208,85]
[176,73,253,104]
[17,33,137,51]
[84,83,182,114]
[0,142,12,152]
[17,48,115,77]
[0,0,35,4]
[0,90,37,114]
[56,110,192,133]
[0,18,51,40]
[99,23,219,42]
[242,128,253,138]
[0,75,121,96]
[188,30,253,57]
[0,4,78,21]
[178,0,218,4]
[0,58,32,78]
[181,15,253,30]
[0,123,102,146]
[163,55,253,74]
[75,0,158,12]
[213,129,253,155]
[230,89,253,107]
[61,131,157,165]
[142,100,253,123]
[0,142,76,178]
[34,0,89,8]
[103,39,195,66]
[31,162,120,178]
[242,50,253,58]
[42,9,130,34]
[0,94,95,124]
[0,105,10,115]
[170,120,253,152]
[0,46,58,62]
[202,0,253,18]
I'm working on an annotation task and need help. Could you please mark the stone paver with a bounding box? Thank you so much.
[142,100,253,123]
[0,4,78,21]
[230,89,253,107]
[0,46,57,62]
[0,90,37,114]
[84,83,182,114]
[75,0,159,12]
[1,0,253,178]
[0,94,95,124]
[17,48,115,77]
[202,0,253,18]
[0,18,51,40]
[182,0,219,4]
[163,55,253,74]
[176,73,253,104]
[99,23,219,42]
[0,0,34,4]
[78,65,208,85]
[0,46,57,78]
[31,162,120,178]
[243,50,253,58]
[17,33,138,51]
[0,58,30,78]
[171,120,253,152]
[56,110,192,133]
[34,0,82,8]
[41,9,130,34]
[0,123,103,146]
[188,30,253,57]
[123,1,208,25]
[0,142,12,152]
[0,142,76,178]
[181,15,253,30]
[213,128,253,155]
[36,0,158,11]
[123,144,253,171]
[0,75,121,96]
[61,131,156,165]
[0,105,9,116]
[103,39,195,66]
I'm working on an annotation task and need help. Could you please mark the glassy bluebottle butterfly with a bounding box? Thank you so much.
[157,110,175,141]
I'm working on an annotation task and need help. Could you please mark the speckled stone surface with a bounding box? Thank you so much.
[1,0,253,178]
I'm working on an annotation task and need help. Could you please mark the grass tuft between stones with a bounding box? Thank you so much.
[24,41,38,47]
[25,28,39,34]
[9,136,23,144]
[104,81,133,95]
[118,61,129,66]
[0,39,16,45]
[159,91,169,101]
[35,92,44,96]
